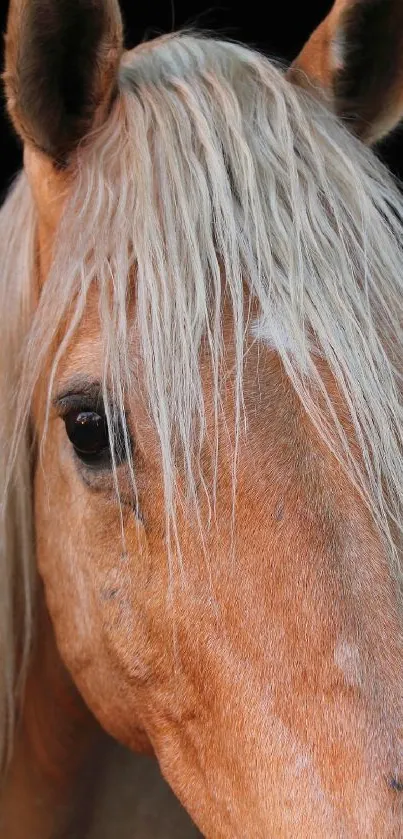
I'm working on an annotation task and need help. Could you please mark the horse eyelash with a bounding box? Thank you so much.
[53,380,105,416]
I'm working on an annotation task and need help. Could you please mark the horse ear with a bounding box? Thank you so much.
[288,0,403,145]
[4,0,123,165]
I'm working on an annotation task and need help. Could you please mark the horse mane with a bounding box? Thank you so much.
[0,172,37,772]
[1,31,403,774]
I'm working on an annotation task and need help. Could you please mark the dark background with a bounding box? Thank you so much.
[0,0,402,196]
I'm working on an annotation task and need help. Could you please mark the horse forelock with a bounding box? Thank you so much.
[1,30,403,775]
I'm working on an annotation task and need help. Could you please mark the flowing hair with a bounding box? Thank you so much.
[0,173,37,771]
[1,31,402,773]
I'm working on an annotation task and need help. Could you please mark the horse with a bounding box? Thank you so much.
[1,0,403,835]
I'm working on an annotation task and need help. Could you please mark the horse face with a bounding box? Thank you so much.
[32,280,403,836]
[5,0,403,835]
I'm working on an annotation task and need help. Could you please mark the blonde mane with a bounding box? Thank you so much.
[1,31,402,774]
[0,173,37,772]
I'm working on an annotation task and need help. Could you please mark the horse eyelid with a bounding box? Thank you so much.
[53,381,104,417]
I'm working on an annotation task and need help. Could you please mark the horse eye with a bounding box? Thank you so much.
[64,410,110,462]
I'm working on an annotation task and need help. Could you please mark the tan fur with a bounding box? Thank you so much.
[0,591,98,838]
[32,298,403,837]
[2,0,403,836]
[289,0,354,90]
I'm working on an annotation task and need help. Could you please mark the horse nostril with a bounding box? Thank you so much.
[387,776,403,792]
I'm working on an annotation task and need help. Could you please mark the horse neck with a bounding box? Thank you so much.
[0,588,102,839]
